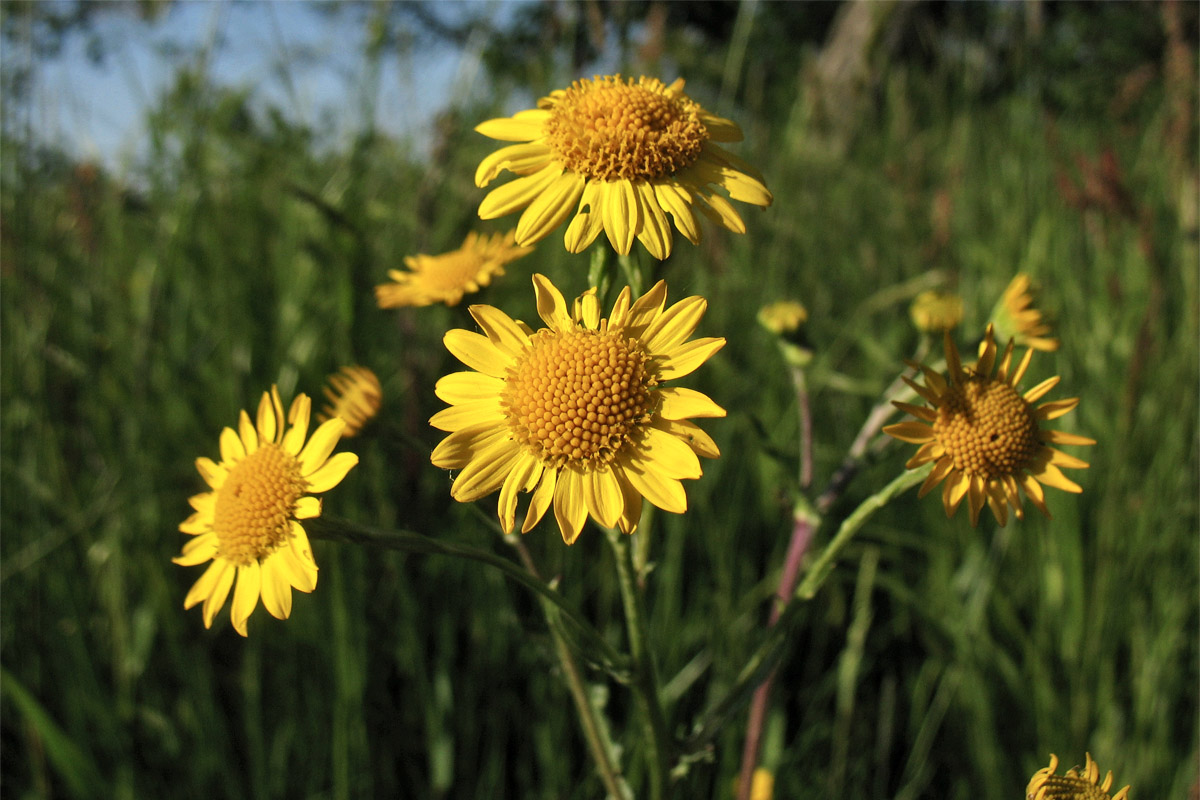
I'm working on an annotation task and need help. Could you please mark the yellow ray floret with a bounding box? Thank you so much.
[174,386,358,635]
[884,325,1094,526]
[474,75,772,260]
[430,274,726,543]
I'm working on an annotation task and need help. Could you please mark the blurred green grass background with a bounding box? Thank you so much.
[2,2,1197,798]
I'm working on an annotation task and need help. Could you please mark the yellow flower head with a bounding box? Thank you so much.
[1026,753,1131,800]
[909,289,964,334]
[990,273,1059,352]
[883,326,1095,526]
[174,387,358,636]
[430,274,726,543]
[375,230,532,308]
[474,75,772,260]
[757,300,808,336]
[318,366,382,438]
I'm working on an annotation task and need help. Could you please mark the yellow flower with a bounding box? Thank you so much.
[430,274,726,543]
[1026,753,1131,800]
[174,387,358,636]
[990,273,1059,352]
[318,366,382,438]
[757,300,808,336]
[883,326,1095,526]
[909,289,964,333]
[474,74,772,260]
[375,230,532,308]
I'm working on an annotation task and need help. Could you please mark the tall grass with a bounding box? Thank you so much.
[2,8,1196,799]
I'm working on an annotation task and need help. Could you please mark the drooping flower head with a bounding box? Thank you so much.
[909,289,964,334]
[990,273,1059,352]
[474,75,772,260]
[174,387,358,635]
[430,274,726,543]
[318,365,382,438]
[757,300,808,336]
[375,230,532,308]
[883,326,1094,526]
[1026,753,1131,800]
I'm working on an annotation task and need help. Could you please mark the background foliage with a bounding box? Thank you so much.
[2,2,1197,798]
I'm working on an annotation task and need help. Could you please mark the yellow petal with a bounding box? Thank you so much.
[429,399,505,432]
[444,329,512,378]
[1045,447,1090,470]
[230,561,262,637]
[656,386,726,420]
[516,171,586,245]
[276,540,316,593]
[522,466,558,534]
[474,110,551,142]
[219,427,245,463]
[1024,376,1061,404]
[470,304,531,357]
[294,496,322,520]
[259,556,293,620]
[256,390,278,444]
[585,465,624,529]
[1039,429,1097,447]
[653,182,701,245]
[893,401,936,423]
[563,182,605,254]
[614,470,644,534]
[172,532,219,566]
[631,426,702,480]
[967,473,986,526]
[498,451,542,534]
[634,181,672,260]
[430,423,510,470]
[625,280,668,338]
[282,394,312,456]
[195,457,227,490]
[623,461,687,514]
[642,295,708,353]
[297,418,346,475]
[451,439,523,503]
[533,273,572,330]
[478,165,561,221]
[435,372,506,404]
[884,421,936,444]
[655,337,726,381]
[699,116,744,142]
[943,470,969,516]
[200,560,236,628]
[601,180,639,255]
[238,410,258,455]
[691,156,773,206]
[695,189,745,234]
[553,467,589,544]
[474,142,554,186]
[1035,397,1080,420]
[183,558,226,610]
[917,457,955,498]
[304,451,359,493]
[654,418,720,459]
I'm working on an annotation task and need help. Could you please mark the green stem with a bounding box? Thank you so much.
[509,539,632,800]
[682,464,931,758]
[305,517,629,675]
[606,528,670,800]
[794,464,931,601]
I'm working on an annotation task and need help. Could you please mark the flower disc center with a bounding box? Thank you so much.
[545,76,707,182]
[213,443,306,565]
[504,327,653,468]
[934,377,1040,479]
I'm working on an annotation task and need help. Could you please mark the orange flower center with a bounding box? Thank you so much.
[213,443,306,565]
[544,76,708,182]
[933,376,1040,479]
[503,327,654,468]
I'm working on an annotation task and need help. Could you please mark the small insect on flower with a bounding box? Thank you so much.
[884,325,1095,526]
[173,386,358,636]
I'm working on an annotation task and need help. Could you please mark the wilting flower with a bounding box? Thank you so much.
[909,289,963,333]
[430,274,725,543]
[174,387,358,635]
[474,74,772,260]
[318,366,382,437]
[375,230,532,308]
[883,326,1094,526]
[990,273,1059,352]
[1026,753,1130,800]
